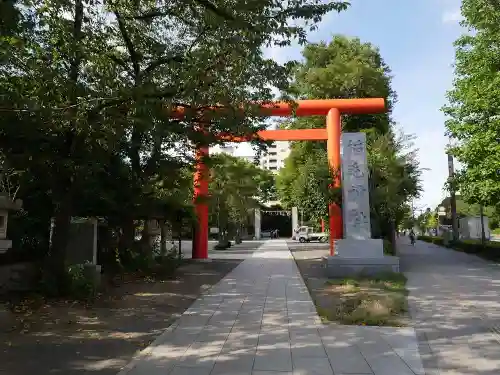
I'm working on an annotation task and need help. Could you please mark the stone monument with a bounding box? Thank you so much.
[63,217,101,287]
[327,132,399,277]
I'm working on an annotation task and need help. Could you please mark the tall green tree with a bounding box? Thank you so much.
[209,153,274,244]
[442,0,500,208]
[277,36,421,242]
[368,132,421,239]
[0,0,350,289]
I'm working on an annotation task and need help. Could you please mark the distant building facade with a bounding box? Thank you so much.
[258,141,290,173]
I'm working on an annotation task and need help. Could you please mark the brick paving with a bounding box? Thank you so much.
[119,240,424,375]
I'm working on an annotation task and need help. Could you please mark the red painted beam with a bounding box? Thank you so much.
[217,128,328,142]
[171,98,385,119]
[260,98,385,116]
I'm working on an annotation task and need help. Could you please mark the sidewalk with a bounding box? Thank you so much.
[399,238,500,375]
[119,240,424,375]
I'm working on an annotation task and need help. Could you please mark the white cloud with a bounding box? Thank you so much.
[442,8,463,24]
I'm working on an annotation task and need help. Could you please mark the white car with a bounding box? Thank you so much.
[294,226,328,243]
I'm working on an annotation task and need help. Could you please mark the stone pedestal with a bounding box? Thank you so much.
[327,133,400,277]
[327,239,399,277]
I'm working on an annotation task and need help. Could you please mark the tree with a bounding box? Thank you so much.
[442,0,500,208]
[399,205,415,231]
[208,153,274,245]
[277,36,421,244]
[0,0,350,291]
[277,145,332,225]
[416,209,437,235]
[368,132,422,240]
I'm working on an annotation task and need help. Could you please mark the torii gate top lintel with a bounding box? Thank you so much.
[175,98,384,142]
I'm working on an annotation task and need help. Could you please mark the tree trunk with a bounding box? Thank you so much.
[389,219,397,255]
[480,205,486,247]
[234,223,242,244]
[48,190,73,294]
[119,217,135,254]
[45,0,84,295]
[140,219,152,256]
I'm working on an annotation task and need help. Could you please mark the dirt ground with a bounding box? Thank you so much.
[289,242,409,327]
[0,259,241,375]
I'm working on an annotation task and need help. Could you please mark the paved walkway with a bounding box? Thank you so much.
[400,238,500,375]
[119,240,423,375]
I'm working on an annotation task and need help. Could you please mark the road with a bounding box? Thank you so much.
[399,238,500,375]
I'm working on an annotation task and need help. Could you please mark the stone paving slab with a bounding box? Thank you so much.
[400,238,500,375]
[118,239,424,375]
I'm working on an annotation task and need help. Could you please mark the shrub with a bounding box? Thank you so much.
[38,262,98,300]
[417,235,500,261]
[66,263,97,300]
[154,245,183,278]
[417,235,444,246]
[383,239,395,255]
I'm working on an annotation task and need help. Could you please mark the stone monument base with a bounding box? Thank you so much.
[0,239,12,254]
[327,255,400,278]
[326,238,399,278]
[334,238,384,258]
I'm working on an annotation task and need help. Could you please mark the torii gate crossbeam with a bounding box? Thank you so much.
[175,98,386,258]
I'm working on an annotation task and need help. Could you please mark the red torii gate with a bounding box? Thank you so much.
[174,98,385,258]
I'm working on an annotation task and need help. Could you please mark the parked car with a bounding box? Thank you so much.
[294,226,328,243]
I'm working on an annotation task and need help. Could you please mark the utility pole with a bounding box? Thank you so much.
[447,153,459,242]
[480,204,486,246]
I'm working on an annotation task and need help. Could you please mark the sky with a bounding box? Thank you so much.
[232,0,465,210]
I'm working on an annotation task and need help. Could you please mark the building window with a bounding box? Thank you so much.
[269,166,277,170]
[268,151,277,156]
[269,159,277,163]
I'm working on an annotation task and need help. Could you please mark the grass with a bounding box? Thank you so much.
[492,228,500,235]
[316,272,408,326]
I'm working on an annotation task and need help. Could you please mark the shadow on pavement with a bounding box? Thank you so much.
[399,238,500,375]
[0,260,241,375]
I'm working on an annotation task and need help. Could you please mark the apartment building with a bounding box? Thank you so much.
[258,141,290,173]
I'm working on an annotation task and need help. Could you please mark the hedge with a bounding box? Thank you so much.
[418,235,500,261]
